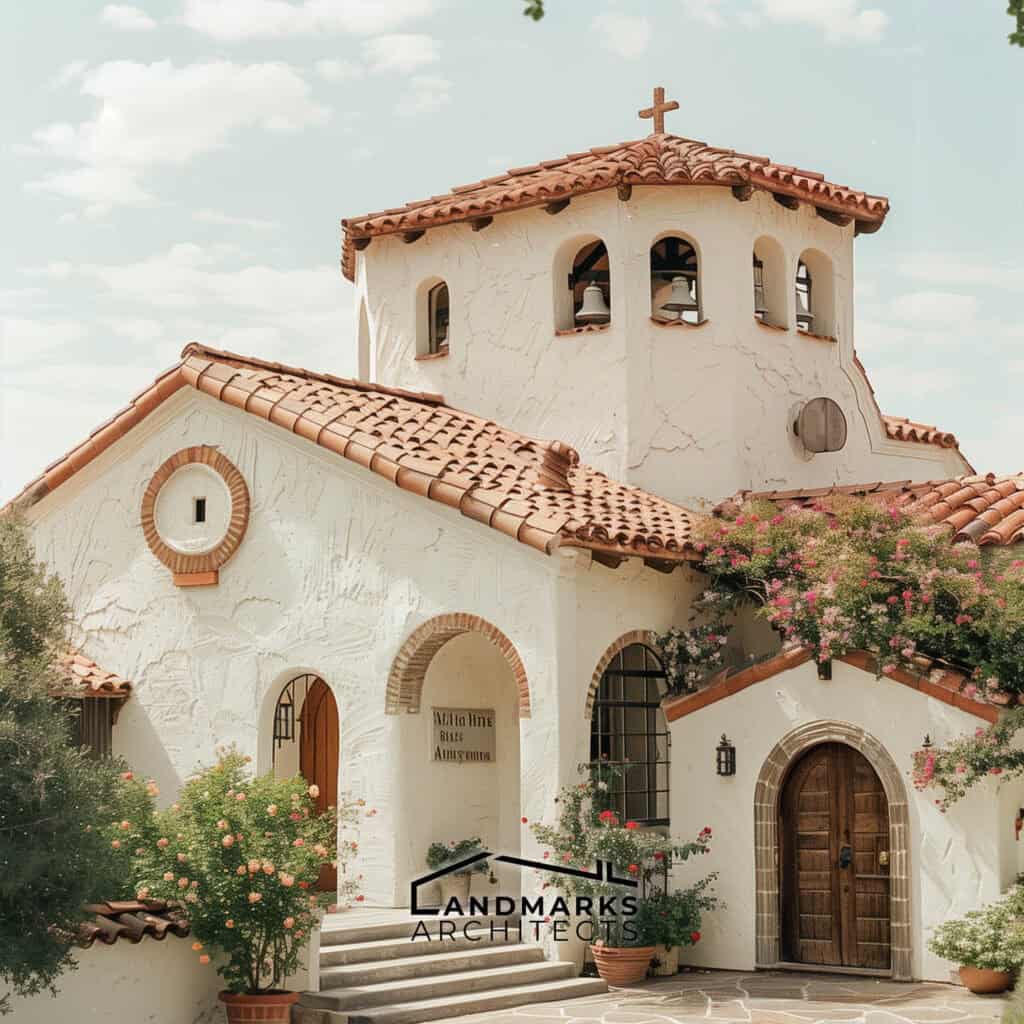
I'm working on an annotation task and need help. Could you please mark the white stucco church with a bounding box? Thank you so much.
[12,90,1024,1016]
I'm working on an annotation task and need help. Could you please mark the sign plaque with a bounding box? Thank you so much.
[432,707,496,764]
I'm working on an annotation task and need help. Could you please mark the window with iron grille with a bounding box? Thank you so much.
[589,644,670,826]
[64,699,114,759]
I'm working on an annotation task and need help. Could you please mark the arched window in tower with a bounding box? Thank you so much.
[427,281,450,354]
[570,240,611,327]
[589,643,669,825]
[753,236,786,327]
[795,260,813,332]
[650,236,701,324]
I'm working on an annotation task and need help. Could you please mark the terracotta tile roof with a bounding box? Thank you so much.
[78,900,190,949]
[720,472,1024,547]
[662,646,1001,723]
[341,133,890,280]
[52,651,132,698]
[10,345,702,565]
[882,415,959,449]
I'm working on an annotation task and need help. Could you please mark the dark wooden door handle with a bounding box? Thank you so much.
[838,845,853,869]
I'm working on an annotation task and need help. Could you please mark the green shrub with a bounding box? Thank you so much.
[928,885,1024,973]
[425,838,488,874]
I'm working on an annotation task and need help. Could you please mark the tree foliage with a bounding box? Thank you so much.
[0,516,132,1013]
[1011,1,1024,46]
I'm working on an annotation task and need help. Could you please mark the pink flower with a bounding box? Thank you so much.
[199,954,210,965]
[163,871,175,881]
[267,805,278,816]
[235,792,246,801]
[625,821,639,830]
[146,781,159,797]
[191,941,203,952]
[248,859,261,873]
[248,892,262,904]
[262,861,275,875]
[293,838,305,848]
[120,820,131,831]
[284,917,295,930]
[177,877,189,889]
[280,873,295,887]
[120,771,133,781]
[222,835,234,848]
[226,919,234,928]
[308,784,320,799]
[217,820,229,831]
[236,866,247,875]
[110,839,121,850]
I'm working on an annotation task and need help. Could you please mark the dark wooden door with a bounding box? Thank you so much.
[780,743,891,970]
[299,678,338,893]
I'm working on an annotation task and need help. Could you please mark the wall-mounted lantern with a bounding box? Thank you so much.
[921,734,933,749]
[716,734,736,777]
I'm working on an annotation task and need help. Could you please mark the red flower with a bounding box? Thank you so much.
[625,821,638,830]
[355,895,365,902]
[653,851,665,861]
[691,931,701,943]
[521,817,528,824]
[627,863,638,874]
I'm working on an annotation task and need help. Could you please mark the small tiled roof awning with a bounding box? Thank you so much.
[881,415,959,450]
[78,900,190,949]
[720,472,1024,546]
[52,652,132,698]
[10,345,703,566]
[341,132,890,279]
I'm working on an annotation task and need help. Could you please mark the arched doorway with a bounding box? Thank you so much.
[779,743,890,971]
[273,674,339,892]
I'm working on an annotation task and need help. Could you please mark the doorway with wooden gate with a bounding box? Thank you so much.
[272,673,339,893]
[779,742,891,971]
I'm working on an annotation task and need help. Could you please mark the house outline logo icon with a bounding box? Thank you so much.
[409,850,639,915]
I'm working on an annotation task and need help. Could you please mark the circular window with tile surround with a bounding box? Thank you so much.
[141,446,249,581]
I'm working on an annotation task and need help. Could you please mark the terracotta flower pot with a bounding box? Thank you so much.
[958,966,1011,994]
[591,945,655,986]
[219,990,299,1023]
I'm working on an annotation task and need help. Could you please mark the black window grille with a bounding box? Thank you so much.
[589,644,670,826]
[64,699,114,759]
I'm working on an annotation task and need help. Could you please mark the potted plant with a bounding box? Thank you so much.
[531,763,716,987]
[426,838,488,907]
[635,880,718,977]
[133,749,366,1023]
[928,887,1024,993]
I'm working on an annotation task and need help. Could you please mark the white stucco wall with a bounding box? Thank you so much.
[665,659,1024,982]
[355,186,967,509]
[6,940,222,1024]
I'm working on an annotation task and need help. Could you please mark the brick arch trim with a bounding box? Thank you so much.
[385,614,530,717]
[584,630,660,720]
[753,720,912,980]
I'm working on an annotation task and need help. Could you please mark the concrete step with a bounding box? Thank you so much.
[320,915,520,947]
[319,928,520,967]
[295,976,608,1024]
[318,943,544,988]
[305,960,573,1011]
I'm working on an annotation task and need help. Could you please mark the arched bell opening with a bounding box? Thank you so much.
[753,235,787,327]
[796,249,835,338]
[553,235,611,330]
[650,234,701,324]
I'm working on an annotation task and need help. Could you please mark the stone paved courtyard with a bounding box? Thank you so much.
[441,971,1009,1024]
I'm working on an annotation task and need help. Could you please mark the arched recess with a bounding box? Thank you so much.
[796,248,835,338]
[650,233,702,323]
[584,630,659,720]
[754,720,911,980]
[415,276,450,356]
[385,613,531,717]
[753,235,787,327]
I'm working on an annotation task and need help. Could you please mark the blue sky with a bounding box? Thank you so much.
[2,0,1021,500]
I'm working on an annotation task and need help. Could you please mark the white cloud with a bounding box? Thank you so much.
[27,61,329,212]
[101,4,158,30]
[888,291,979,325]
[181,0,436,40]
[590,11,652,58]
[315,58,364,82]
[1,318,89,368]
[51,60,88,88]
[398,76,451,116]
[362,34,440,73]
[895,252,1019,292]
[681,0,726,27]
[753,0,888,43]
[106,317,165,341]
[194,208,278,230]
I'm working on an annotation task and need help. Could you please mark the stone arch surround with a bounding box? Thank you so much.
[584,630,660,720]
[754,720,911,980]
[385,613,530,716]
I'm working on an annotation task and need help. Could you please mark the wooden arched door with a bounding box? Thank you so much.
[299,678,338,892]
[780,743,891,971]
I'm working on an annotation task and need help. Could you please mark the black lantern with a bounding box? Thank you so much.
[716,734,736,777]
[921,734,933,749]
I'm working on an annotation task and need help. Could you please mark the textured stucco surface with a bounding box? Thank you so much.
[356,186,966,510]
[665,659,1024,982]
[6,939,222,1024]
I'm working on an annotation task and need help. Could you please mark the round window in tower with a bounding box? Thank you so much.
[141,446,250,586]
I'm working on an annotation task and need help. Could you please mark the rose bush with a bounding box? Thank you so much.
[132,749,369,994]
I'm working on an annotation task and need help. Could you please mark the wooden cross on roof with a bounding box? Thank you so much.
[638,86,679,135]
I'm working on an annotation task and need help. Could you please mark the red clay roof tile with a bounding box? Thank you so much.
[721,472,1024,547]
[78,900,190,949]
[10,345,702,566]
[340,133,890,280]
[52,652,132,698]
